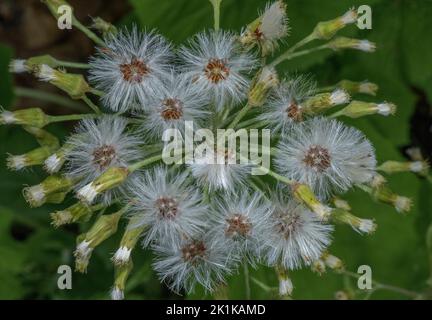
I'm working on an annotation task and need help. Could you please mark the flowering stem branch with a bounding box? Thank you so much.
[81,95,102,114]
[90,88,106,97]
[340,270,420,299]
[47,113,101,124]
[15,87,88,112]
[244,263,251,300]
[209,0,222,31]
[227,103,252,129]
[73,19,105,47]
[55,59,90,69]
[270,44,327,67]
[128,154,163,173]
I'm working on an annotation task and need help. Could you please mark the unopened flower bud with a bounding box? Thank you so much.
[44,143,73,174]
[23,175,73,207]
[91,17,118,37]
[337,100,396,118]
[9,59,28,73]
[372,186,412,213]
[34,64,91,99]
[312,8,358,40]
[335,290,350,300]
[6,146,53,171]
[332,208,376,234]
[77,167,129,204]
[75,209,124,273]
[369,174,386,188]
[50,202,98,228]
[248,67,279,106]
[327,37,376,52]
[304,89,350,114]
[332,197,351,211]
[112,221,146,266]
[111,260,133,300]
[337,80,378,96]
[292,183,332,219]
[321,252,344,272]
[311,259,326,275]
[276,265,293,297]
[0,108,49,128]
[378,160,429,177]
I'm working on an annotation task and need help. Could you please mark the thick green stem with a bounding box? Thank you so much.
[270,44,328,67]
[55,59,90,69]
[81,95,102,114]
[15,87,87,112]
[48,113,101,124]
[73,19,105,47]
[227,103,252,129]
[210,0,222,31]
[128,154,163,173]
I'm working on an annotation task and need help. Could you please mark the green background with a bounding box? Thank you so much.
[0,0,431,299]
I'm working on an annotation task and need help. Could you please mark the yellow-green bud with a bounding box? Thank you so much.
[292,183,332,219]
[111,260,133,300]
[321,252,344,272]
[6,146,53,171]
[34,65,91,99]
[312,8,358,40]
[337,100,396,118]
[369,174,387,189]
[378,160,429,177]
[372,186,412,214]
[337,80,378,96]
[92,17,118,37]
[23,175,73,207]
[332,208,377,234]
[275,265,293,297]
[0,108,49,128]
[50,202,96,228]
[248,67,279,106]
[335,290,351,300]
[112,220,146,266]
[26,55,59,71]
[23,126,60,150]
[304,89,350,114]
[327,37,376,52]
[332,197,351,211]
[75,209,124,273]
[77,167,129,204]
[311,259,326,275]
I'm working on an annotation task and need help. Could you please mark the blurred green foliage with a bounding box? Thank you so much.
[0,0,432,300]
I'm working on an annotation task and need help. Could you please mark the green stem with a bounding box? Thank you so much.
[81,95,102,114]
[47,113,100,124]
[210,0,222,31]
[73,20,105,47]
[244,263,251,300]
[90,88,105,97]
[267,169,295,185]
[340,270,420,299]
[227,103,252,129]
[270,43,327,68]
[128,154,163,172]
[14,87,87,112]
[55,59,90,69]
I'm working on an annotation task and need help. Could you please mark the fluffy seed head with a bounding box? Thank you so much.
[275,117,377,199]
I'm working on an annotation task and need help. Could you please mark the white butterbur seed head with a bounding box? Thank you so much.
[66,116,140,204]
[110,287,124,301]
[260,74,316,131]
[89,27,173,112]
[153,236,234,293]
[275,117,377,198]
[126,167,206,247]
[330,89,350,105]
[262,192,333,270]
[137,73,209,139]
[179,30,256,111]
[113,247,132,266]
[321,252,344,271]
[188,144,250,192]
[211,193,271,262]
[240,1,289,55]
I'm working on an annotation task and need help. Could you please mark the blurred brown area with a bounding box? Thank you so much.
[0,0,131,114]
